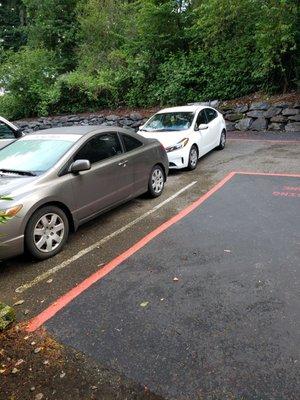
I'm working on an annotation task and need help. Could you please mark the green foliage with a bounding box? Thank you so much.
[0,0,298,119]
[22,0,79,71]
[0,0,26,53]
[0,48,59,118]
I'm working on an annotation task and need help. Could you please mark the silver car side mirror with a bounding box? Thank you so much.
[70,159,91,174]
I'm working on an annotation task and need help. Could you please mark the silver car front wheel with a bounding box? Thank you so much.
[34,213,65,253]
[25,206,69,260]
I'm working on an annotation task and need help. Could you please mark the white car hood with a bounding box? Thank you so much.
[138,130,190,148]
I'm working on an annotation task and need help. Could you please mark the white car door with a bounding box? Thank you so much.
[204,108,221,150]
[194,109,210,156]
[0,120,18,149]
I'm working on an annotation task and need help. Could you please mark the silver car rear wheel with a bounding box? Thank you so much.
[34,213,65,253]
[148,165,165,198]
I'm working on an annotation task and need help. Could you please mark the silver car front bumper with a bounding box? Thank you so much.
[0,217,24,260]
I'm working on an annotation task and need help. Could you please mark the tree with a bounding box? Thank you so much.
[0,0,26,53]
[23,0,79,70]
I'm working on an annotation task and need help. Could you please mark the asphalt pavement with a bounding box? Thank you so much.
[43,173,300,399]
[1,134,299,321]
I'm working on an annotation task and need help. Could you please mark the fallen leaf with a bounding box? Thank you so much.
[140,301,149,308]
[11,367,19,374]
[13,300,24,306]
[15,359,24,366]
[34,347,42,354]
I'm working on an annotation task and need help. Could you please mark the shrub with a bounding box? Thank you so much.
[0,48,59,119]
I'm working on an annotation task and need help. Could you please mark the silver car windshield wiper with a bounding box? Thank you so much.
[0,168,36,177]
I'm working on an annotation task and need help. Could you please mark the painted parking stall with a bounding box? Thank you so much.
[28,172,300,399]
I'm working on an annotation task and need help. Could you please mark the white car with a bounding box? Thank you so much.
[138,105,226,170]
[0,116,23,150]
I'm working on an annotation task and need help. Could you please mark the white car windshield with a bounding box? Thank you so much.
[0,134,80,175]
[142,112,194,132]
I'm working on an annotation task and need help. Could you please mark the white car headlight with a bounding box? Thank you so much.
[165,138,189,153]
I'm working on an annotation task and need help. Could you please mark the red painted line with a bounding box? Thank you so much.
[228,138,300,144]
[234,171,300,178]
[26,171,236,332]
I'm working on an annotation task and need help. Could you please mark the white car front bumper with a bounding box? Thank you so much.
[167,147,190,169]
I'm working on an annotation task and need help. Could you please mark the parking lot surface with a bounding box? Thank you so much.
[0,133,299,398]
[28,172,300,399]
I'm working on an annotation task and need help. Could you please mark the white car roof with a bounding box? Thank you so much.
[156,105,208,114]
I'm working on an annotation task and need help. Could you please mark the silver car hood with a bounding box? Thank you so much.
[0,175,38,197]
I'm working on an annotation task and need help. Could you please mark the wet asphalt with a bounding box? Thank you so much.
[0,134,299,321]
[0,134,300,399]
[46,173,300,399]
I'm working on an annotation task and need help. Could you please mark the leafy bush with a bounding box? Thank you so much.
[46,70,116,114]
[0,0,298,118]
[0,48,59,119]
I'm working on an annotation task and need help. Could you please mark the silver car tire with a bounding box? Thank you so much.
[25,206,69,260]
[148,165,165,198]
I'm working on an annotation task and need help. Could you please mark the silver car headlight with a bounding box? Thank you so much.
[0,204,23,218]
[165,138,189,153]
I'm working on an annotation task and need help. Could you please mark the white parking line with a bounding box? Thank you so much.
[15,181,197,293]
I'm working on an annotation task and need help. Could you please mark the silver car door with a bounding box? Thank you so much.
[120,132,149,193]
[70,132,134,220]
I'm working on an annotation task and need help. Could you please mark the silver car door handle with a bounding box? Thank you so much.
[118,160,128,167]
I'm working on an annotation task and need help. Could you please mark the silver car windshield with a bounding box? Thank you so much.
[0,135,80,175]
[142,112,194,132]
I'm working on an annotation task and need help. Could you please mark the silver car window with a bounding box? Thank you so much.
[74,133,123,164]
[0,137,78,173]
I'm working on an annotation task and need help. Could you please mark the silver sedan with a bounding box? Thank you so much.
[0,126,168,260]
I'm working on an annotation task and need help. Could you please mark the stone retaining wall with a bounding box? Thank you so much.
[220,101,300,132]
[14,100,300,134]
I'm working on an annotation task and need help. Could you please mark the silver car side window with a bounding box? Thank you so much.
[74,133,123,164]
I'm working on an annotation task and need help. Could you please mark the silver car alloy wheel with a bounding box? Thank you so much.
[33,213,65,253]
[189,147,198,168]
[151,168,164,194]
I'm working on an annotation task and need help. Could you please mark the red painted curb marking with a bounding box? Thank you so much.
[228,138,300,144]
[26,171,300,332]
[235,171,300,178]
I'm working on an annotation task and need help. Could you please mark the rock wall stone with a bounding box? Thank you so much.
[220,101,299,132]
[13,100,300,134]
